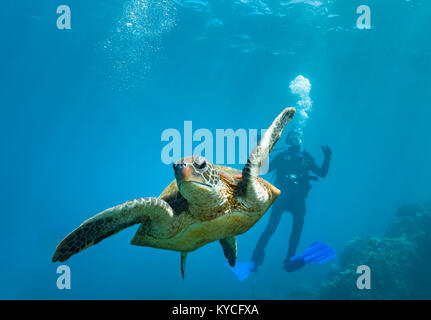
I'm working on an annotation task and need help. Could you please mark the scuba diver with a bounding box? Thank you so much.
[230,130,335,280]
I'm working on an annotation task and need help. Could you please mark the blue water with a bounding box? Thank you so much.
[1,0,430,299]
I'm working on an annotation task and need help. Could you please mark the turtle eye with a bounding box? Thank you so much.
[194,157,207,170]
[198,160,207,170]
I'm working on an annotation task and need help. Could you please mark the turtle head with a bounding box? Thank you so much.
[173,156,223,208]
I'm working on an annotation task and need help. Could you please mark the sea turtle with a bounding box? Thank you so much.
[52,107,296,278]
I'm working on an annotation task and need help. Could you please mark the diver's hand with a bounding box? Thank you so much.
[321,145,332,158]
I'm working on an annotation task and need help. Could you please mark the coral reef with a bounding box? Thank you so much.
[318,201,431,299]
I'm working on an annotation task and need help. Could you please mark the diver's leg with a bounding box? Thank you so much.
[286,200,306,260]
[251,201,283,267]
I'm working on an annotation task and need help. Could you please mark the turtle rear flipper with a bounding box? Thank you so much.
[52,197,174,262]
[220,236,237,267]
[179,237,237,280]
[181,252,187,279]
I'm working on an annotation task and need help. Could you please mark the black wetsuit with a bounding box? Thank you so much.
[251,147,331,267]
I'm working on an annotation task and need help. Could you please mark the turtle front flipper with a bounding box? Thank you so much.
[52,198,175,262]
[240,107,295,200]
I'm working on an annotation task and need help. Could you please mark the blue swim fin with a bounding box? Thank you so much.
[301,241,336,264]
[228,261,256,281]
[284,241,336,272]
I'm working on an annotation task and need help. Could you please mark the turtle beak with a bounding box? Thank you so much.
[173,162,193,182]
[173,162,208,190]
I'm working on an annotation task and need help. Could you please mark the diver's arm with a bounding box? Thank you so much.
[308,145,331,178]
